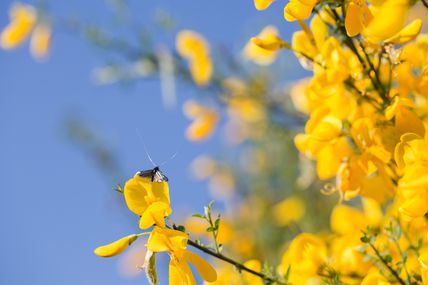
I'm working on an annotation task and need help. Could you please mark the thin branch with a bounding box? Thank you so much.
[367,241,407,285]
[187,239,289,285]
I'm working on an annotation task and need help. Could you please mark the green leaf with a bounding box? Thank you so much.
[384,254,393,263]
[176,225,186,232]
[192,213,205,219]
[283,265,291,281]
[114,184,124,193]
[145,253,158,285]
[206,226,214,232]
[360,236,369,243]
[214,217,221,229]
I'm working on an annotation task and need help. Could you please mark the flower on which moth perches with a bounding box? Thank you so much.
[146,226,217,285]
[124,175,172,229]
[0,2,51,59]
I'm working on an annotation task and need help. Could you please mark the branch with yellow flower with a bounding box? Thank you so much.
[94,173,291,285]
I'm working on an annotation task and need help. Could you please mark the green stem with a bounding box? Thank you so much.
[167,221,287,284]
[367,241,407,285]
[187,239,288,285]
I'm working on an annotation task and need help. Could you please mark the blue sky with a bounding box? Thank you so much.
[0,1,299,284]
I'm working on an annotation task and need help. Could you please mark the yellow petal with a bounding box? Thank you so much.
[419,251,428,285]
[147,226,188,253]
[330,204,367,235]
[184,250,217,282]
[243,259,264,285]
[30,24,51,59]
[168,260,184,285]
[94,235,138,257]
[385,19,422,44]
[284,0,316,22]
[176,30,213,86]
[399,193,428,221]
[361,271,391,285]
[254,0,275,10]
[139,201,172,229]
[345,3,363,37]
[189,55,213,86]
[364,0,410,42]
[176,30,210,59]
[243,25,279,65]
[124,175,170,216]
[183,101,218,141]
[172,259,196,285]
[272,197,306,226]
[0,3,36,49]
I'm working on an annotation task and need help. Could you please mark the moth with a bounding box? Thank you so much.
[136,166,169,182]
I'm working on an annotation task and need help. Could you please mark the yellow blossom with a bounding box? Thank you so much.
[1,3,51,59]
[94,235,138,257]
[364,0,412,42]
[242,260,264,285]
[30,23,51,59]
[147,226,217,285]
[176,30,213,86]
[124,175,172,229]
[284,0,317,22]
[183,100,218,141]
[361,270,391,285]
[272,196,305,226]
[344,0,373,37]
[254,0,275,10]
[419,250,428,285]
[1,3,36,49]
[278,233,327,281]
[244,26,280,65]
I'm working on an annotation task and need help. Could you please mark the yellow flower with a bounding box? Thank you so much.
[344,0,373,37]
[183,100,218,141]
[361,270,391,285]
[284,0,317,22]
[243,26,280,65]
[1,3,36,49]
[251,34,287,51]
[94,234,138,257]
[0,3,51,59]
[176,30,212,86]
[278,233,327,280]
[385,19,423,44]
[124,175,172,229]
[272,196,306,226]
[254,0,275,10]
[394,133,428,221]
[30,23,51,59]
[242,260,264,285]
[147,226,217,285]
[419,250,428,285]
[364,0,412,42]
[330,200,382,235]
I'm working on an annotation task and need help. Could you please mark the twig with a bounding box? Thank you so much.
[187,239,289,285]
[367,241,407,285]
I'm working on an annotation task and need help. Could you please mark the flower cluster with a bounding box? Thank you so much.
[1,3,51,59]
[94,174,217,285]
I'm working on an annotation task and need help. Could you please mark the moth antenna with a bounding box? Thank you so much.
[135,128,157,167]
[160,151,178,167]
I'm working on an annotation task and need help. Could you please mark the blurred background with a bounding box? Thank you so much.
[0,0,332,284]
